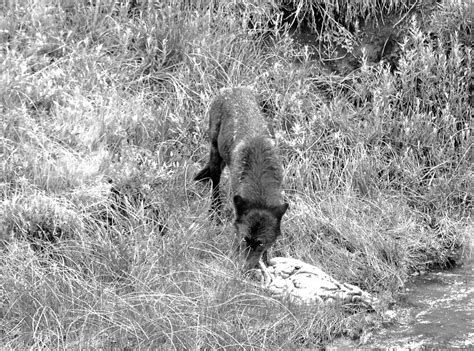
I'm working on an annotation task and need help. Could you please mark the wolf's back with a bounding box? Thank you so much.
[208,87,269,165]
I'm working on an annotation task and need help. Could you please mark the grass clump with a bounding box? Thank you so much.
[1,0,472,348]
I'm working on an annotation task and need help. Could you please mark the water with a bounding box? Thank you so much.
[328,237,473,350]
[369,238,474,349]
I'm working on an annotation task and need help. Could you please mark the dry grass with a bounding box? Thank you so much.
[1,0,472,348]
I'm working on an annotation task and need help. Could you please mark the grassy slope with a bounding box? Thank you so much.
[1,0,472,349]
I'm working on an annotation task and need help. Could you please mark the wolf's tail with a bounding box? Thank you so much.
[194,165,211,182]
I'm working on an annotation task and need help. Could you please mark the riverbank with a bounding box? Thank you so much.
[375,239,473,349]
[1,1,471,348]
[330,231,473,349]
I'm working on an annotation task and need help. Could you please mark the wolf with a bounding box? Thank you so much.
[194,87,288,271]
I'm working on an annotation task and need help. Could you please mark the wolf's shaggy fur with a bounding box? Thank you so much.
[195,87,288,270]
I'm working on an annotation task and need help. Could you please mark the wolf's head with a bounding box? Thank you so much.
[233,195,288,271]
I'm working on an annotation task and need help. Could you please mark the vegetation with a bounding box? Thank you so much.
[1,0,471,348]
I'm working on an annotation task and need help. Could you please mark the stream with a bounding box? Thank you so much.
[368,239,473,349]
[328,235,473,350]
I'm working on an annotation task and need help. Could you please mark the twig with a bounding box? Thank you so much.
[393,0,419,28]
[259,259,272,287]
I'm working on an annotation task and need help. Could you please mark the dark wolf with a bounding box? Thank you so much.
[194,87,288,271]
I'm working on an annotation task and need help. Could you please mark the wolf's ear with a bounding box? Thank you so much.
[272,203,289,220]
[233,195,249,217]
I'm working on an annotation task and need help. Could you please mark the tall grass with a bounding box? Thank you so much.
[1,0,472,348]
